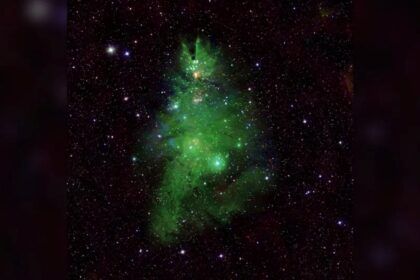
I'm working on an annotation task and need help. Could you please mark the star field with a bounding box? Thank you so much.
[68,0,352,278]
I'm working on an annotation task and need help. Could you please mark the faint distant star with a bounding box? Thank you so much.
[303,119,307,124]
[180,249,185,255]
[218,253,224,258]
[124,96,129,101]
[124,51,130,56]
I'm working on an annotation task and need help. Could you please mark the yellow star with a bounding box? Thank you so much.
[193,71,201,79]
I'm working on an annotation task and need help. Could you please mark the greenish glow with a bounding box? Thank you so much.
[209,154,227,172]
[147,38,270,244]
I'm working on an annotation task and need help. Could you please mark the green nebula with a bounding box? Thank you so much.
[147,38,270,244]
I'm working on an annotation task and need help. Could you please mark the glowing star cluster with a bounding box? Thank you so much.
[147,38,270,244]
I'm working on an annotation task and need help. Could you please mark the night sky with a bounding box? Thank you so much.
[68,0,352,279]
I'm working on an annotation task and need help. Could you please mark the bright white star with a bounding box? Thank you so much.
[106,46,116,54]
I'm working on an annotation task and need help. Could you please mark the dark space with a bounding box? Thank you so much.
[67,0,352,279]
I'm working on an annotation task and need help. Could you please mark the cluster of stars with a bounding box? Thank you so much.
[68,0,352,278]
